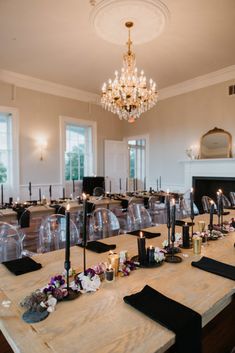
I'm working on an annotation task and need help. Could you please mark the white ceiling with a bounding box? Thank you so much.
[0,0,234,95]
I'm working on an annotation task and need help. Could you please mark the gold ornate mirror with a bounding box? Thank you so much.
[200,127,232,159]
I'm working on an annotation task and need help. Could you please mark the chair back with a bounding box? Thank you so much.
[229,192,235,206]
[93,187,105,197]
[90,208,120,239]
[201,196,215,213]
[0,222,24,262]
[38,214,79,253]
[148,197,167,224]
[128,203,152,230]
[221,194,231,208]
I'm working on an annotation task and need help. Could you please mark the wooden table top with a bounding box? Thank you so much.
[0,213,235,353]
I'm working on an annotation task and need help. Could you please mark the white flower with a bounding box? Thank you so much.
[78,273,101,292]
[162,239,168,248]
[154,247,165,263]
[46,295,57,313]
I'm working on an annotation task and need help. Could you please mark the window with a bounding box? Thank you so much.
[0,108,19,198]
[128,138,146,181]
[60,116,97,183]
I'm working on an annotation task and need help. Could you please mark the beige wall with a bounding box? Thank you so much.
[123,79,235,191]
[0,81,124,187]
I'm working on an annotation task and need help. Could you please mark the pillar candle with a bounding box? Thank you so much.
[65,204,71,268]
[137,232,146,265]
[147,245,155,264]
[1,184,3,205]
[190,187,194,219]
[182,223,190,247]
[171,199,176,242]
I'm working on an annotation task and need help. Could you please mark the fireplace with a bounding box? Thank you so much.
[192,176,235,213]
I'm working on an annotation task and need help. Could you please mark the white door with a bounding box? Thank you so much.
[105,140,128,193]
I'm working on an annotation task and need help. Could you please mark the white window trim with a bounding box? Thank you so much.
[59,116,97,185]
[124,134,150,185]
[0,106,19,199]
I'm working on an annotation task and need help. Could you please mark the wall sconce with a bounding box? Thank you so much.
[36,138,48,161]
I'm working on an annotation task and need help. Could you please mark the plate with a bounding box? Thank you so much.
[131,255,164,268]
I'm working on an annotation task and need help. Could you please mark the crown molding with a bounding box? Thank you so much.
[159,65,235,100]
[0,69,100,104]
[0,65,234,105]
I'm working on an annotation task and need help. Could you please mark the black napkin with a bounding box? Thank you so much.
[13,207,30,228]
[121,199,129,211]
[2,257,42,275]
[124,285,201,353]
[191,256,235,281]
[77,241,116,253]
[127,229,161,239]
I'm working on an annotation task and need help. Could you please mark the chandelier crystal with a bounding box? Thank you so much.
[101,21,158,123]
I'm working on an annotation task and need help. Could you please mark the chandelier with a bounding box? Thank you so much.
[101,22,158,123]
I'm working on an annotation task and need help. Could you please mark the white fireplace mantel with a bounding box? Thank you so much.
[180,158,235,190]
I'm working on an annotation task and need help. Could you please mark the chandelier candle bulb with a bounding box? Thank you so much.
[108,252,119,276]
[182,223,190,248]
[147,245,155,264]
[137,231,146,265]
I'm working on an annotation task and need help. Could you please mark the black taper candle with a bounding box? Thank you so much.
[217,191,221,225]
[29,182,32,200]
[72,178,75,193]
[190,187,194,238]
[171,200,176,243]
[166,191,171,247]
[39,188,42,203]
[144,176,146,191]
[119,178,122,193]
[137,232,146,265]
[159,176,161,190]
[1,184,3,205]
[219,190,224,226]
[136,178,138,191]
[209,201,214,231]
[49,185,52,200]
[82,193,87,272]
[65,205,71,289]
[126,177,128,192]
[63,187,65,199]
[109,180,112,193]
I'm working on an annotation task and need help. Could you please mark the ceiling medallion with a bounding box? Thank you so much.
[90,0,170,45]
[101,21,158,123]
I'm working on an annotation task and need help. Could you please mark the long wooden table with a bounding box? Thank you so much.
[0,213,235,353]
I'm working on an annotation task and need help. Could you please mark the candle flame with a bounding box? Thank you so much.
[172,198,175,205]
[150,245,153,249]
[140,231,143,238]
[191,187,193,193]
[108,264,113,270]
[166,188,169,194]
[109,250,114,255]
[82,192,87,200]
[218,189,222,194]
[66,203,70,211]
[210,200,214,205]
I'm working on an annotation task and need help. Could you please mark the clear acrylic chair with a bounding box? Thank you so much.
[148,197,167,224]
[0,221,25,262]
[93,187,105,197]
[201,196,216,213]
[229,192,235,206]
[221,194,231,208]
[38,214,80,253]
[90,208,120,240]
[112,207,133,233]
[128,203,152,230]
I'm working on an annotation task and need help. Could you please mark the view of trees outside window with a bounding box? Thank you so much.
[0,114,12,184]
[128,139,146,181]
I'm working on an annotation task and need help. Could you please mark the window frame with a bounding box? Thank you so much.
[125,134,149,186]
[0,106,19,199]
[59,116,97,186]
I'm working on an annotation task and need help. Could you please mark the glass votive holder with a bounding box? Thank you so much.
[193,237,202,254]
[105,267,114,282]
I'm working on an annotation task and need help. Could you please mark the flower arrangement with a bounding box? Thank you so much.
[154,247,166,263]
[119,260,136,276]
[162,233,182,248]
[71,268,101,292]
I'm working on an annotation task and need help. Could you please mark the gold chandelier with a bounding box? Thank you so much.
[101,22,158,123]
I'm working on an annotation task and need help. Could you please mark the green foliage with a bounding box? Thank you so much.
[0,162,7,183]
[65,145,84,181]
